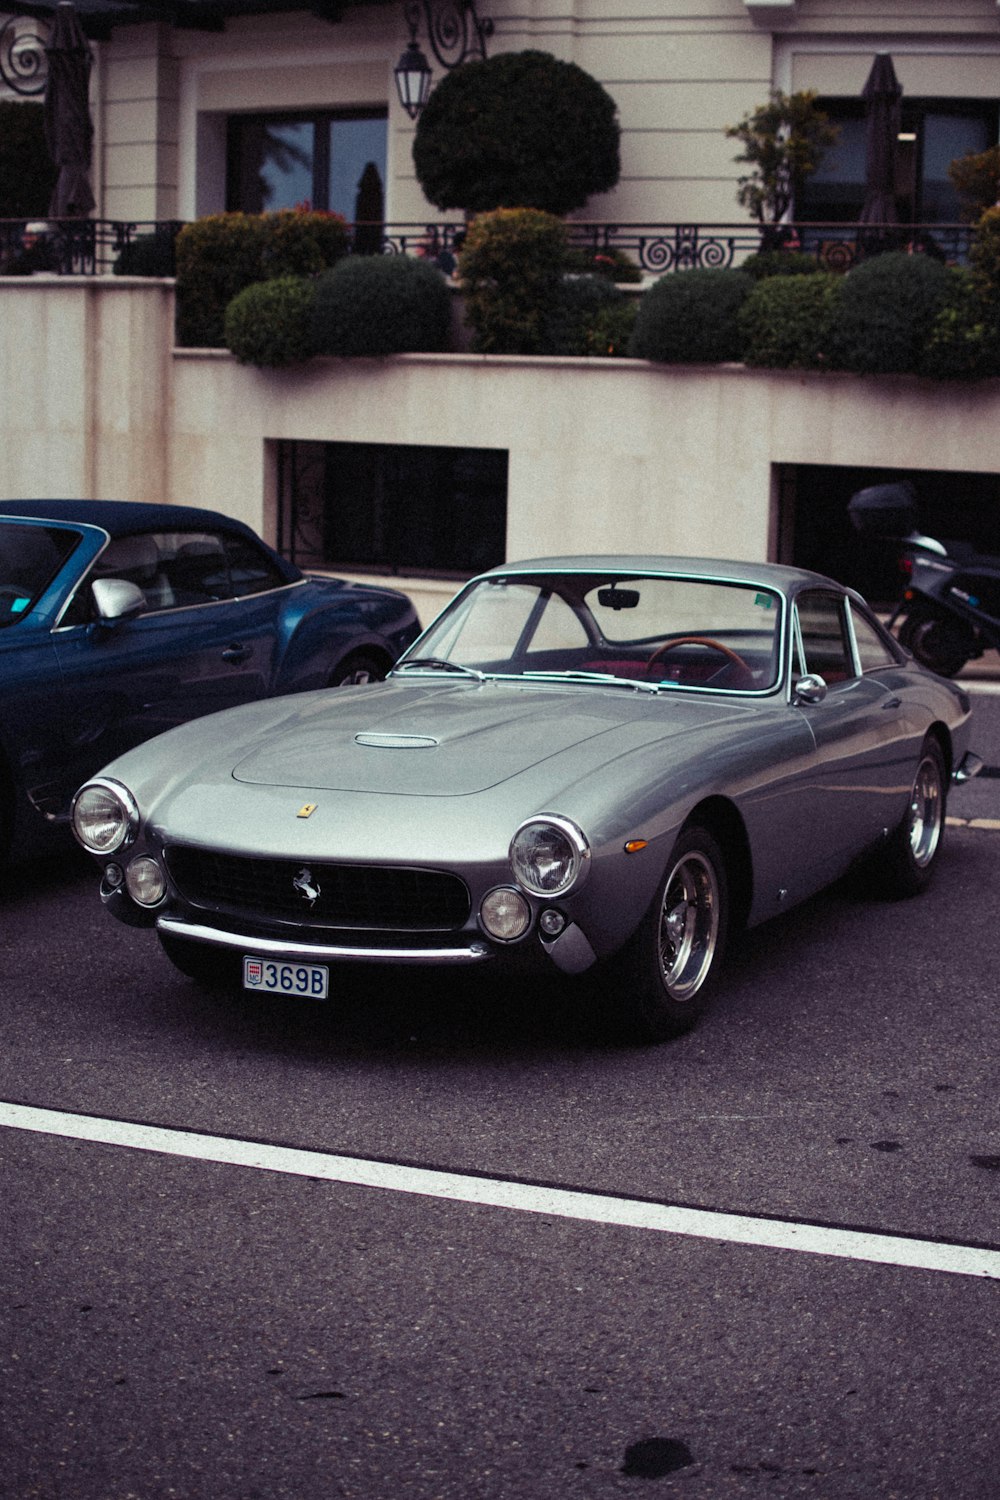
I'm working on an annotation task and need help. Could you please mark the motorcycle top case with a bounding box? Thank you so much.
[848,483,918,538]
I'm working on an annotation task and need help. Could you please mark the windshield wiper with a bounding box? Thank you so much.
[520,669,663,694]
[393,657,486,680]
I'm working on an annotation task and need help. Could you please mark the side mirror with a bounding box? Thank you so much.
[91,576,146,627]
[793,673,828,706]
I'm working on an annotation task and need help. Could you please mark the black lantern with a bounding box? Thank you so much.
[394,38,433,120]
[393,1,493,119]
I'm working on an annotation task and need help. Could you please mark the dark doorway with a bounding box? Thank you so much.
[776,464,1000,606]
[276,440,508,577]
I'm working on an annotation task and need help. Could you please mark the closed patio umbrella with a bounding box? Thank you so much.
[858,52,901,228]
[43,0,95,219]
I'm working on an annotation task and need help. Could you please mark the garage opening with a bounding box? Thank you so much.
[275,440,508,577]
[775,464,1000,607]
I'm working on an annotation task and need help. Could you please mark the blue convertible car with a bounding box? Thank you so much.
[0,500,420,864]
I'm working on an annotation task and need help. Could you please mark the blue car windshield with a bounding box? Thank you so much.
[0,523,81,627]
[401,571,784,694]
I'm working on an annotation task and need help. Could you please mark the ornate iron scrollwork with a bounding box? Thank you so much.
[0,14,49,95]
[402,0,493,71]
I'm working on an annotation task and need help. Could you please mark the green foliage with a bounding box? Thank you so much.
[224,276,316,367]
[0,101,56,218]
[565,245,643,283]
[920,268,1000,380]
[540,276,632,356]
[726,91,838,225]
[113,227,179,277]
[969,205,1000,293]
[738,272,840,369]
[740,249,822,281]
[310,254,452,357]
[828,251,953,375]
[175,208,348,347]
[458,208,570,354]
[413,50,620,216]
[948,147,1000,222]
[628,269,754,363]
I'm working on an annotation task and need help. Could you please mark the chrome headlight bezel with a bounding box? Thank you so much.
[71,777,140,855]
[509,815,590,898]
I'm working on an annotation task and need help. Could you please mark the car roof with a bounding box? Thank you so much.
[476,555,846,596]
[0,499,301,582]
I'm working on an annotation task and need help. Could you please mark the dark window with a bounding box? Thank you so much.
[276,440,508,577]
[795,592,853,682]
[0,523,80,626]
[798,97,998,225]
[227,110,387,223]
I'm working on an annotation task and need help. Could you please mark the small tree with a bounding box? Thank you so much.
[949,147,1000,222]
[726,90,838,228]
[413,50,620,216]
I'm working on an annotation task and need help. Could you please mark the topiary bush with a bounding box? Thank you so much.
[738,272,839,369]
[310,254,452,357]
[920,268,1000,380]
[539,276,631,356]
[458,208,569,354]
[413,50,620,216]
[827,251,953,375]
[175,208,349,347]
[224,275,316,367]
[740,249,822,281]
[628,269,754,363]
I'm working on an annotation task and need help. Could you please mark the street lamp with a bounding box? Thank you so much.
[393,0,493,119]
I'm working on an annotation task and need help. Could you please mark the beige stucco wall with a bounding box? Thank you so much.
[3,276,999,629]
[84,1,1000,231]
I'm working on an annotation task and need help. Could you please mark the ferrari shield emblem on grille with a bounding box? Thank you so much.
[292,866,320,906]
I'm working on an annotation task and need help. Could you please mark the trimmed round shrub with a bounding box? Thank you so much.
[827,251,953,375]
[920,268,1000,381]
[738,272,839,369]
[224,276,316,367]
[413,50,620,216]
[740,249,822,281]
[459,208,569,354]
[176,209,349,347]
[628,269,754,363]
[540,276,630,356]
[310,254,452,356]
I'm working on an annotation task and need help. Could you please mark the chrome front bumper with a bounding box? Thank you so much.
[156,916,494,964]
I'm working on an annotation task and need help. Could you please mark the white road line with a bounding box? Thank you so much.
[3,1100,998,1281]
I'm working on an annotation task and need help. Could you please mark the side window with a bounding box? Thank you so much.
[92,531,176,613]
[222,533,289,597]
[158,532,232,605]
[851,604,899,672]
[795,592,854,682]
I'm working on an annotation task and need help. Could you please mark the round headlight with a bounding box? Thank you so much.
[125,855,166,907]
[71,779,139,854]
[509,816,590,898]
[480,887,532,942]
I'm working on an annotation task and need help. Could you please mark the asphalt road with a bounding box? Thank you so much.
[2,684,999,1500]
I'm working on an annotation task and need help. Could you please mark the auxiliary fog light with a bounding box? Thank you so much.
[125,855,167,907]
[539,909,566,938]
[480,887,532,942]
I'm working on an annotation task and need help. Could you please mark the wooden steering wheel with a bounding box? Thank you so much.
[646,635,754,687]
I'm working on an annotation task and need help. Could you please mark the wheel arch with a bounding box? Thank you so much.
[680,795,753,932]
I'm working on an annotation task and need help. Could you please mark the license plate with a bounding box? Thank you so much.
[243,956,329,999]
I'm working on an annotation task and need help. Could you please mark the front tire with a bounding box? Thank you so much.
[328,650,388,687]
[610,825,730,1042]
[898,609,974,678]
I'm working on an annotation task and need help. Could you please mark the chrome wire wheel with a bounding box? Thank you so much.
[657,848,721,1003]
[907,749,944,870]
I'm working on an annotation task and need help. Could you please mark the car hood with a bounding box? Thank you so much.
[229,678,748,796]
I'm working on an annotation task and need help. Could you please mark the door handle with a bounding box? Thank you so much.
[222,643,252,665]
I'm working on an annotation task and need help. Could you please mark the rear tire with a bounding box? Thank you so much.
[328,650,387,687]
[898,610,974,678]
[609,825,730,1043]
[871,737,947,897]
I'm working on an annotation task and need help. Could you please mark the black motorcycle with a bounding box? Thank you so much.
[848,483,1000,677]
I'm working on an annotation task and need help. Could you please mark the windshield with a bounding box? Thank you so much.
[398,571,784,693]
[0,523,81,627]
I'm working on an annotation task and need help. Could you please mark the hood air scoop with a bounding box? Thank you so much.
[354,731,439,749]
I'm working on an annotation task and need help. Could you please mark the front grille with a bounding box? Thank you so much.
[165,847,471,932]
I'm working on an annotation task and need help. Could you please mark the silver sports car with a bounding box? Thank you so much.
[73,556,981,1041]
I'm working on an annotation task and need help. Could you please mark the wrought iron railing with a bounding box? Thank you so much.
[0,217,975,279]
